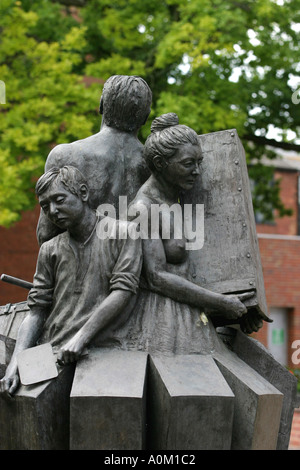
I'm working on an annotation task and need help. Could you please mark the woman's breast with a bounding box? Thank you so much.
[163,238,188,264]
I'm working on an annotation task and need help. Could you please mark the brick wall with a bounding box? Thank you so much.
[0,205,40,305]
[256,169,299,236]
[253,168,300,450]
[289,408,300,449]
[251,168,300,368]
[250,235,300,369]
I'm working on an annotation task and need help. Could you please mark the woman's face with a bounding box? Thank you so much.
[161,143,203,191]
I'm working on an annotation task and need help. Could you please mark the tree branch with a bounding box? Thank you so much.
[231,1,252,12]
[243,134,300,152]
[51,0,86,6]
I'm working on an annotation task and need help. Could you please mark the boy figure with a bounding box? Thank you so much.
[0,166,142,397]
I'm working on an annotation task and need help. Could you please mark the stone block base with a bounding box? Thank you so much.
[214,349,283,450]
[70,348,148,450]
[147,354,235,450]
[0,364,75,450]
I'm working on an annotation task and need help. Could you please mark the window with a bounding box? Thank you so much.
[267,307,288,366]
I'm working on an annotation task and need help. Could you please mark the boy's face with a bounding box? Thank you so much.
[39,180,86,231]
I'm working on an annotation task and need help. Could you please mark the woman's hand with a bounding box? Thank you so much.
[222,291,255,319]
[240,310,264,334]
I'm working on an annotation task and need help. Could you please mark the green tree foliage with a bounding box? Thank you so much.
[0,0,299,226]
[0,0,97,226]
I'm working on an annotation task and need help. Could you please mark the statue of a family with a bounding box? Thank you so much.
[0,75,297,451]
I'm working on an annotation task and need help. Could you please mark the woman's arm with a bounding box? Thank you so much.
[142,237,250,318]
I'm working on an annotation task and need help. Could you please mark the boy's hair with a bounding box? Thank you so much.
[36,166,88,198]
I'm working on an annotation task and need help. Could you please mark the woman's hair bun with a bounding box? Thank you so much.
[150,113,179,133]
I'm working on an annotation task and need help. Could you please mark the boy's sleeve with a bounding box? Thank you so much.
[27,241,54,312]
[109,221,143,294]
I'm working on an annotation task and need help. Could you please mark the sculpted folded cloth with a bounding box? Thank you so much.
[28,218,142,353]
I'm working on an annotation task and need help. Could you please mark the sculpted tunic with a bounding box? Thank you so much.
[27,219,142,352]
[125,264,222,356]
[124,193,223,356]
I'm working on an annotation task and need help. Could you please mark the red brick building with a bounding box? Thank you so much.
[251,150,300,450]
[252,150,300,370]
[0,205,40,306]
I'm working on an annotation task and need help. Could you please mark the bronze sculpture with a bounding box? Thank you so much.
[0,166,142,396]
[0,77,297,451]
[124,113,253,354]
[37,75,152,245]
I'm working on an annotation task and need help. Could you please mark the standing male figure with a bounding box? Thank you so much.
[37,75,152,245]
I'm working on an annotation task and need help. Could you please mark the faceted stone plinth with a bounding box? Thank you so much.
[70,348,148,450]
[0,363,75,450]
[0,302,29,378]
[214,349,283,450]
[147,354,235,450]
[231,329,299,450]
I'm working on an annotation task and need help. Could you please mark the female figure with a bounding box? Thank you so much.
[126,113,252,355]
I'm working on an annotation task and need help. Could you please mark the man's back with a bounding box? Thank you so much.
[37,126,150,244]
[45,127,150,209]
[37,74,152,245]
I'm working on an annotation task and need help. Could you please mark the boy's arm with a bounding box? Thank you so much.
[57,290,132,364]
[0,309,47,397]
[57,221,142,365]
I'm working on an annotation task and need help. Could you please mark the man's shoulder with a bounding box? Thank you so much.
[45,142,76,170]
[45,133,103,170]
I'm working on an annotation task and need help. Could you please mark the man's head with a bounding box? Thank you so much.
[36,166,90,230]
[99,75,152,133]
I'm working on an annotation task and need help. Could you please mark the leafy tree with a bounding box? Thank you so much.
[0,0,299,226]
[80,0,300,138]
[0,0,98,226]
[81,0,300,223]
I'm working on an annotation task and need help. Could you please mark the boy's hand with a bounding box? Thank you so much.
[0,371,20,398]
[57,332,86,365]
